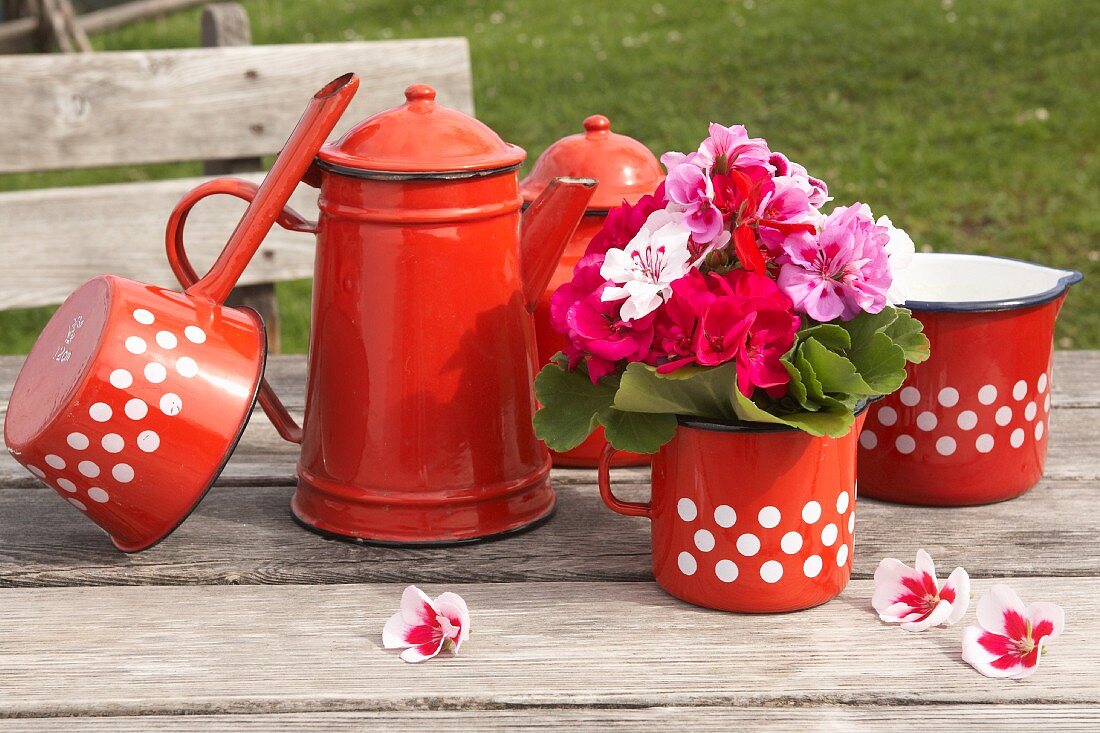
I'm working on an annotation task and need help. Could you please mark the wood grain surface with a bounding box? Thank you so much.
[0,39,474,173]
[0,354,1096,729]
[0,578,1096,718]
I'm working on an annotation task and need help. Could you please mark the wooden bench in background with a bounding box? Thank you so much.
[0,2,474,351]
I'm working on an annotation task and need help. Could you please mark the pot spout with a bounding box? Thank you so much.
[520,176,597,312]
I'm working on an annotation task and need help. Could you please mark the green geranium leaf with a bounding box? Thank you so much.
[731,384,854,437]
[883,307,931,364]
[793,345,851,411]
[532,358,617,452]
[797,323,852,352]
[782,357,812,409]
[800,337,875,397]
[848,330,907,394]
[598,408,678,454]
[614,362,739,420]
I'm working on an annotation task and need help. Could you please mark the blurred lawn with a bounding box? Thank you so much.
[1,0,1096,352]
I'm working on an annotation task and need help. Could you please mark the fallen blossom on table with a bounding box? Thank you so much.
[382,585,470,663]
[961,584,1065,679]
[872,549,970,632]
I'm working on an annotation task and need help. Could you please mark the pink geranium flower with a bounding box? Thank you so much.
[696,123,774,174]
[777,202,892,322]
[383,585,470,663]
[961,585,1065,679]
[769,151,830,207]
[872,549,970,632]
[664,164,724,243]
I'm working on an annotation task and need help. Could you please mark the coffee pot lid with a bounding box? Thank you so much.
[520,115,663,210]
[316,84,526,177]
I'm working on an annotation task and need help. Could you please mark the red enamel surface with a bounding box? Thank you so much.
[289,149,594,544]
[4,276,264,552]
[600,413,865,613]
[858,297,1065,505]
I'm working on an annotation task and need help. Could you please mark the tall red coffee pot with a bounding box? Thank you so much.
[520,115,663,467]
[171,84,595,545]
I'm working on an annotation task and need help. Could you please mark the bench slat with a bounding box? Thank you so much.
[0,39,473,173]
[0,578,1095,717]
[0,172,317,310]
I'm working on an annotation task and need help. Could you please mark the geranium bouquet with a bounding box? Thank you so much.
[534,123,930,454]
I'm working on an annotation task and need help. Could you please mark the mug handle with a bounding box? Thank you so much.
[597,444,651,518]
[165,178,311,445]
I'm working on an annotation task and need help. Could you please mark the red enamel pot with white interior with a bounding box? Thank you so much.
[858,253,1082,506]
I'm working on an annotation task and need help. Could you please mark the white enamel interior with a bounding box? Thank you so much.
[898,253,1074,304]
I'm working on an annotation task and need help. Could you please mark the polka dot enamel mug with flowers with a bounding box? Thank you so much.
[598,410,866,613]
[858,253,1081,505]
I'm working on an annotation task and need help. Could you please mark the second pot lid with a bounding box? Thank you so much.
[317,84,526,176]
[520,115,663,210]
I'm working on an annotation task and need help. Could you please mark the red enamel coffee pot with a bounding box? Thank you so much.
[521,115,664,468]
[171,85,596,545]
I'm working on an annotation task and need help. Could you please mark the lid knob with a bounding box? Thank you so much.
[405,84,437,103]
[583,114,611,137]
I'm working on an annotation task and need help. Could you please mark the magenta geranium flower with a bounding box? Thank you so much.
[961,585,1065,679]
[873,549,970,632]
[382,585,470,664]
[777,202,892,322]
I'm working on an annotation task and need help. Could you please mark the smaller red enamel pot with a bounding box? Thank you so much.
[599,411,867,613]
[859,253,1082,506]
[2,74,359,552]
[521,115,663,468]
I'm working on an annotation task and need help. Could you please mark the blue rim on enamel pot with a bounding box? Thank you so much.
[898,253,1083,313]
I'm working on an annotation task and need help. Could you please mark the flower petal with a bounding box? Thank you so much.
[976,584,1028,638]
[961,626,1024,679]
[913,549,940,595]
[1026,601,1066,643]
[872,557,927,622]
[382,611,413,649]
[900,597,954,633]
[399,635,447,664]
[435,591,471,649]
[941,566,972,625]
[399,585,440,627]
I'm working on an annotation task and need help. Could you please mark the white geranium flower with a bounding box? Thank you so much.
[877,214,916,305]
[600,209,692,321]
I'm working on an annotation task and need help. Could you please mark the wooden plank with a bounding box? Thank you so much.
[0,356,1098,486]
[0,578,1095,717]
[0,39,474,173]
[1053,350,1100,407]
[0,469,1098,587]
[2,355,1098,485]
[0,173,318,310]
[3,706,1100,732]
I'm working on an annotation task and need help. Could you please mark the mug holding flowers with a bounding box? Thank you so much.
[534,123,930,451]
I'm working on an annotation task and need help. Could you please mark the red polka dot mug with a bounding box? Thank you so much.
[2,74,359,551]
[859,253,1082,506]
[598,410,867,613]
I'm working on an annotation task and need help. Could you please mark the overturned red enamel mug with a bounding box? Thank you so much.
[2,74,359,551]
[859,253,1082,506]
[599,411,866,613]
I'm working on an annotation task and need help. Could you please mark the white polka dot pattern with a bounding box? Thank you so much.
[860,368,1053,458]
[669,478,856,589]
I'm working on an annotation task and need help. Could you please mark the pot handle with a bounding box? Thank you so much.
[165,178,308,445]
[597,444,651,518]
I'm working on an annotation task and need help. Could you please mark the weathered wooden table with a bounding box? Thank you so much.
[1,353,1098,730]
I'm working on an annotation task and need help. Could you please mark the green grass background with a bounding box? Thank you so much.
[1,0,1096,352]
